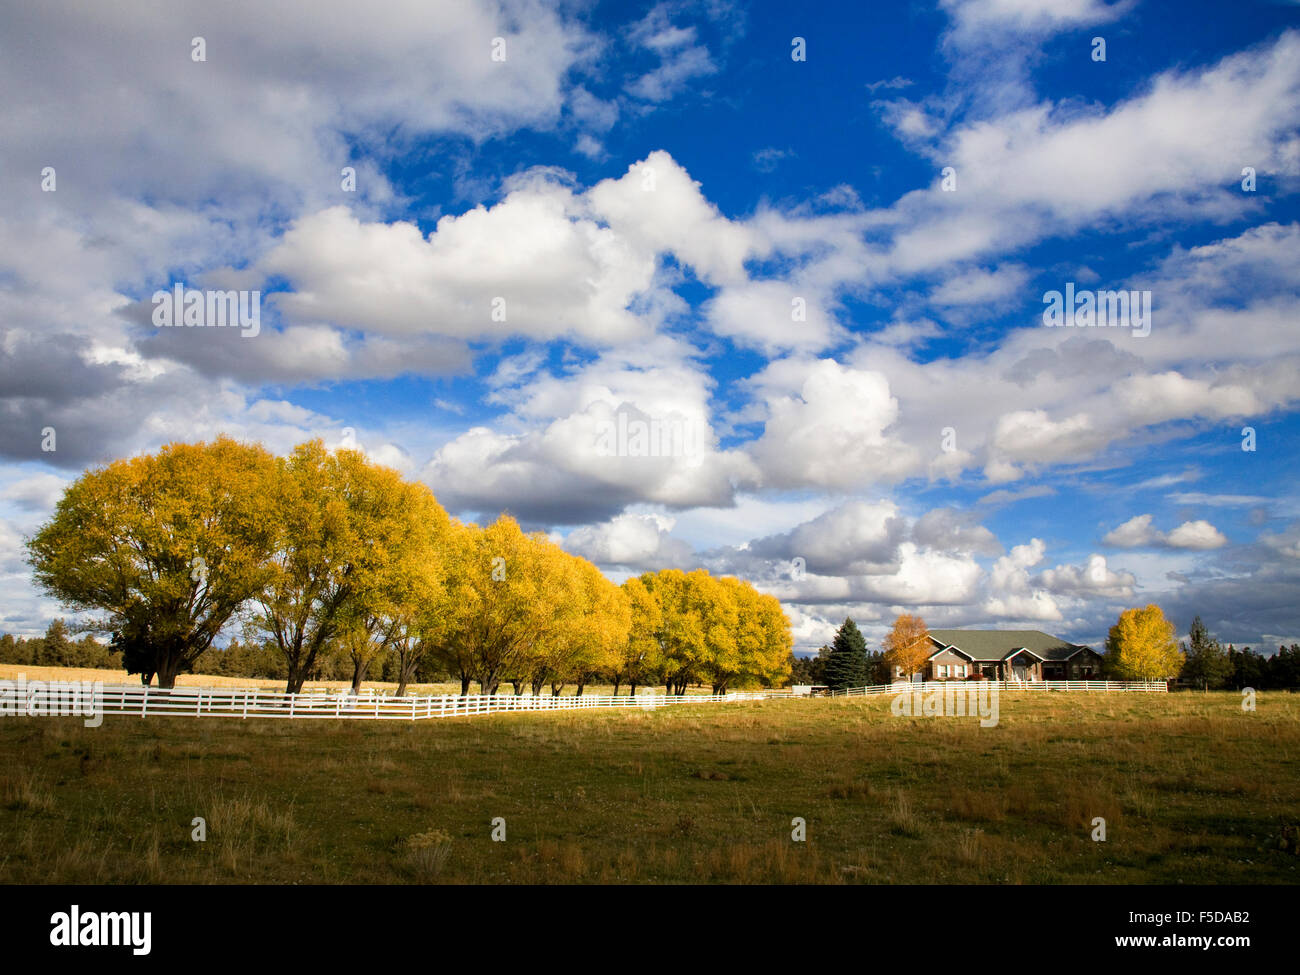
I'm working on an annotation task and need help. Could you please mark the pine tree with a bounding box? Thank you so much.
[825,618,869,690]
[1181,616,1231,690]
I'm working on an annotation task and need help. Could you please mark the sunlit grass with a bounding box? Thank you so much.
[0,691,1296,884]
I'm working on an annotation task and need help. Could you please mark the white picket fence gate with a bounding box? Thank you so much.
[828,679,1167,697]
[6,682,768,721]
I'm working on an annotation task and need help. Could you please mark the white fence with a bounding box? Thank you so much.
[2,677,1170,724]
[829,679,1167,697]
[6,682,768,722]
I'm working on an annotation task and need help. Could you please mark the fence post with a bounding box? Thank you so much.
[141,684,149,718]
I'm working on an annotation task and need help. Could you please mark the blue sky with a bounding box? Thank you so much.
[1,0,1298,654]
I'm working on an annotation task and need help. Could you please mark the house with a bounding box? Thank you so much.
[904,629,1106,682]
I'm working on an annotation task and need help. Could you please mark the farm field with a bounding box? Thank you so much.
[1,691,1297,884]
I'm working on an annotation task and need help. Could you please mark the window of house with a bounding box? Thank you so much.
[955,665,966,678]
[938,664,948,678]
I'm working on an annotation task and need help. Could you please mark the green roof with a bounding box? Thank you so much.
[927,629,1093,662]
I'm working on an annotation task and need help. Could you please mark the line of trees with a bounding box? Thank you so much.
[23,437,792,694]
[785,606,1300,691]
[0,620,121,670]
[789,618,891,690]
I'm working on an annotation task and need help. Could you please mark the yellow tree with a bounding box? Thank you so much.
[436,516,576,695]
[699,575,743,694]
[736,586,794,689]
[640,569,714,694]
[884,613,931,682]
[613,575,663,694]
[424,520,483,695]
[339,476,453,696]
[253,441,358,692]
[562,558,630,696]
[390,507,461,697]
[1106,604,1183,680]
[27,437,278,688]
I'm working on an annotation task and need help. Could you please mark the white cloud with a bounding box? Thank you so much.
[748,359,919,489]
[0,473,69,512]
[1166,520,1229,550]
[1038,554,1136,598]
[1104,514,1162,548]
[1104,514,1228,549]
[563,512,693,570]
[984,538,1062,620]
[626,5,719,102]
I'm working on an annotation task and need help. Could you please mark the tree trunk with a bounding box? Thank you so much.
[395,657,415,698]
[575,682,585,697]
[350,656,369,693]
[612,677,622,695]
[460,676,471,696]
[531,677,545,695]
[155,657,183,689]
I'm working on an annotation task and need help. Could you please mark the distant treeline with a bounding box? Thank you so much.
[1205,645,1300,690]
[0,620,120,670]
[788,636,1300,690]
[0,620,451,684]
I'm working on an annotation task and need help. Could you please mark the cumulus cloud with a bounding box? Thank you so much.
[746,501,906,575]
[1037,554,1136,598]
[747,359,919,489]
[562,512,694,570]
[1104,514,1229,549]
[983,538,1062,620]
[420,340,759,523]
[912,507,1003,556]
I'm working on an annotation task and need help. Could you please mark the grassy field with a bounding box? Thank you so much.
[1,690,1297,884]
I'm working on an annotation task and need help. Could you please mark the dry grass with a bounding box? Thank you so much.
[0,690,1297,883]
[1,770,55,813]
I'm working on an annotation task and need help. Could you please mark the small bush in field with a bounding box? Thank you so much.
[405,829,454,879]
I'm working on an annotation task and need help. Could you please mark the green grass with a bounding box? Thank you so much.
[1,691,1297,884]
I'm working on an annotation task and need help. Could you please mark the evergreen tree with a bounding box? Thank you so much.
[1181,616,1231,690]
[825,618,869,690]
[1226,645,1266,689]
[1270,644,1300,689]
[864,649,889,685]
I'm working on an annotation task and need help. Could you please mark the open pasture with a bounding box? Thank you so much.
[1,691,1296,884]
